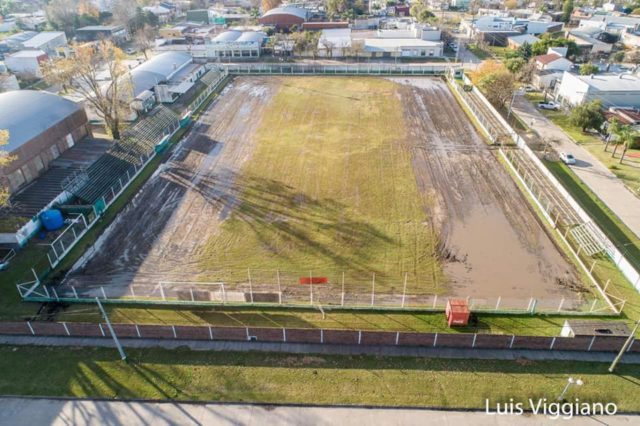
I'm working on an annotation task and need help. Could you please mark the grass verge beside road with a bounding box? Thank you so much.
[525,93,640,193]
[1,345,639,410]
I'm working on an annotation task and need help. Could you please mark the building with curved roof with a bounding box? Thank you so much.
[0,90,90,193]
[130,52,193,97]
[259,6,309,29]
[207,30,266,57]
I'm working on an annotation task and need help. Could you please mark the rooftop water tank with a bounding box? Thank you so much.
[40,209,64,232]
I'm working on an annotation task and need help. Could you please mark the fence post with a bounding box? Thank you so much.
[472,333,477,348]
[130,286,136,298]
[27,321,35,335]
[63,322,70,336]
[557,298,565,312]
[371,273,375,307]
[341,272,345,307]
[160,284,166,301]
[101,286,107,300]
[495,296,501,311]
[190,288,195,302]
[247,268,254,304]
[509,335,516,349]
[276,270,282,304]
[52,286,59,301]
[401,272,407,308]
[72,286,78,299]
[309,271,313,305]
[432,295,438,309]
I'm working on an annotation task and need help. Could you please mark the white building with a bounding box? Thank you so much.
[0,62,19,92]
[21,31,67,57]
[4,50,47,78]
[318,29,352,57]
[363,38,443,58]
[206,30,266,58]
[555,72,640,108]
[533,53,573,71]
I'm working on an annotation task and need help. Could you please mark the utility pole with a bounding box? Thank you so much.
[96,297,127,361]
[609,320,640,373]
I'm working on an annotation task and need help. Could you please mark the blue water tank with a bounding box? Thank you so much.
[41,209,64,231]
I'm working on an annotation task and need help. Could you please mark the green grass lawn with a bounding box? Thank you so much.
[466,43,491,60]
[199,77,442,294]
[1,345,639,410]
[54,303,622,336]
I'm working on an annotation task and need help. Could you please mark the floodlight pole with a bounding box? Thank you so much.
[95,297,126,361]
[609,319,640,373]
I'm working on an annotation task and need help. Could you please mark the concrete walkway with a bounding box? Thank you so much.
[512,94,640,240]
[0,397,637,425]
[2,335,640,364]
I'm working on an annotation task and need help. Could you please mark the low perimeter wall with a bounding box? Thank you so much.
[0,322,637,354]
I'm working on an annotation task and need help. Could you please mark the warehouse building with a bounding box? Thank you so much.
[0,91,91,194]
[555,72,640,108]
[4,50,47,78]
[75,25,128,44]
[21,31,68,56]
[130,52,205,104]
[207,30,266,58]
[259,6,309,30]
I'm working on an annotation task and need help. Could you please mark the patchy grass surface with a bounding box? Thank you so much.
[466,43,491,60]
[1,345,639,410]
[199,77,442,294]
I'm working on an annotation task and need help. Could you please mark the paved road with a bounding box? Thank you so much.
[2,335,640,364]
[512,94,640,240]
[0,397,637,426]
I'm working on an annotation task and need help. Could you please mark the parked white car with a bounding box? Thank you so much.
[537,101,560,110]
[560,152,576,165]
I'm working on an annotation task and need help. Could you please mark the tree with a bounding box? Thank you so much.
[516,42,533,60]
[611,51,625,63]
[569,100,604,133]
[476,71,516,107]
[46,0,78,34]
[262,0,281,12]
[505,57,527,74]
[562,0,574,23]
[134,24,156,59]
[626,49,640,65]
[505,0,518,9]
[631,7,640,15]
[42,41,133,140]
[111,0,138,31]
[532,35,578,57]
[579,63,599,75]
[0,129,14,207]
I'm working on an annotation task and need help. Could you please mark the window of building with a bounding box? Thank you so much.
[66,133,74,148]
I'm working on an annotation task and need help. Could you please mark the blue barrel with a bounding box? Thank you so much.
[41,209,64,231]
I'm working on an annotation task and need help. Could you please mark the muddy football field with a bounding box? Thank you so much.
[60,76,586,307]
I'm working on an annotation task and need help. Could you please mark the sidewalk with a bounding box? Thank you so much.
[0,397,637,425]
[512,94,640,240]
[2,335,639,364]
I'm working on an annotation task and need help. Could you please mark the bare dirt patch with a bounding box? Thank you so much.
[61,77,280,297]
[392,77,582,300]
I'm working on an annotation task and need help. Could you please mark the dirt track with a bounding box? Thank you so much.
[60,76,584,305]
[61,77,280,297]
[393,78,581,300]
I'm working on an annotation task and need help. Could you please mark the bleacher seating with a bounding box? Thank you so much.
[69,107,180,204]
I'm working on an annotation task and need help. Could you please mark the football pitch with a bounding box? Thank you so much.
[61,76,586,307]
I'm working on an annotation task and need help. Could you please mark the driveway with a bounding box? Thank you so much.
[512,94,640,240]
